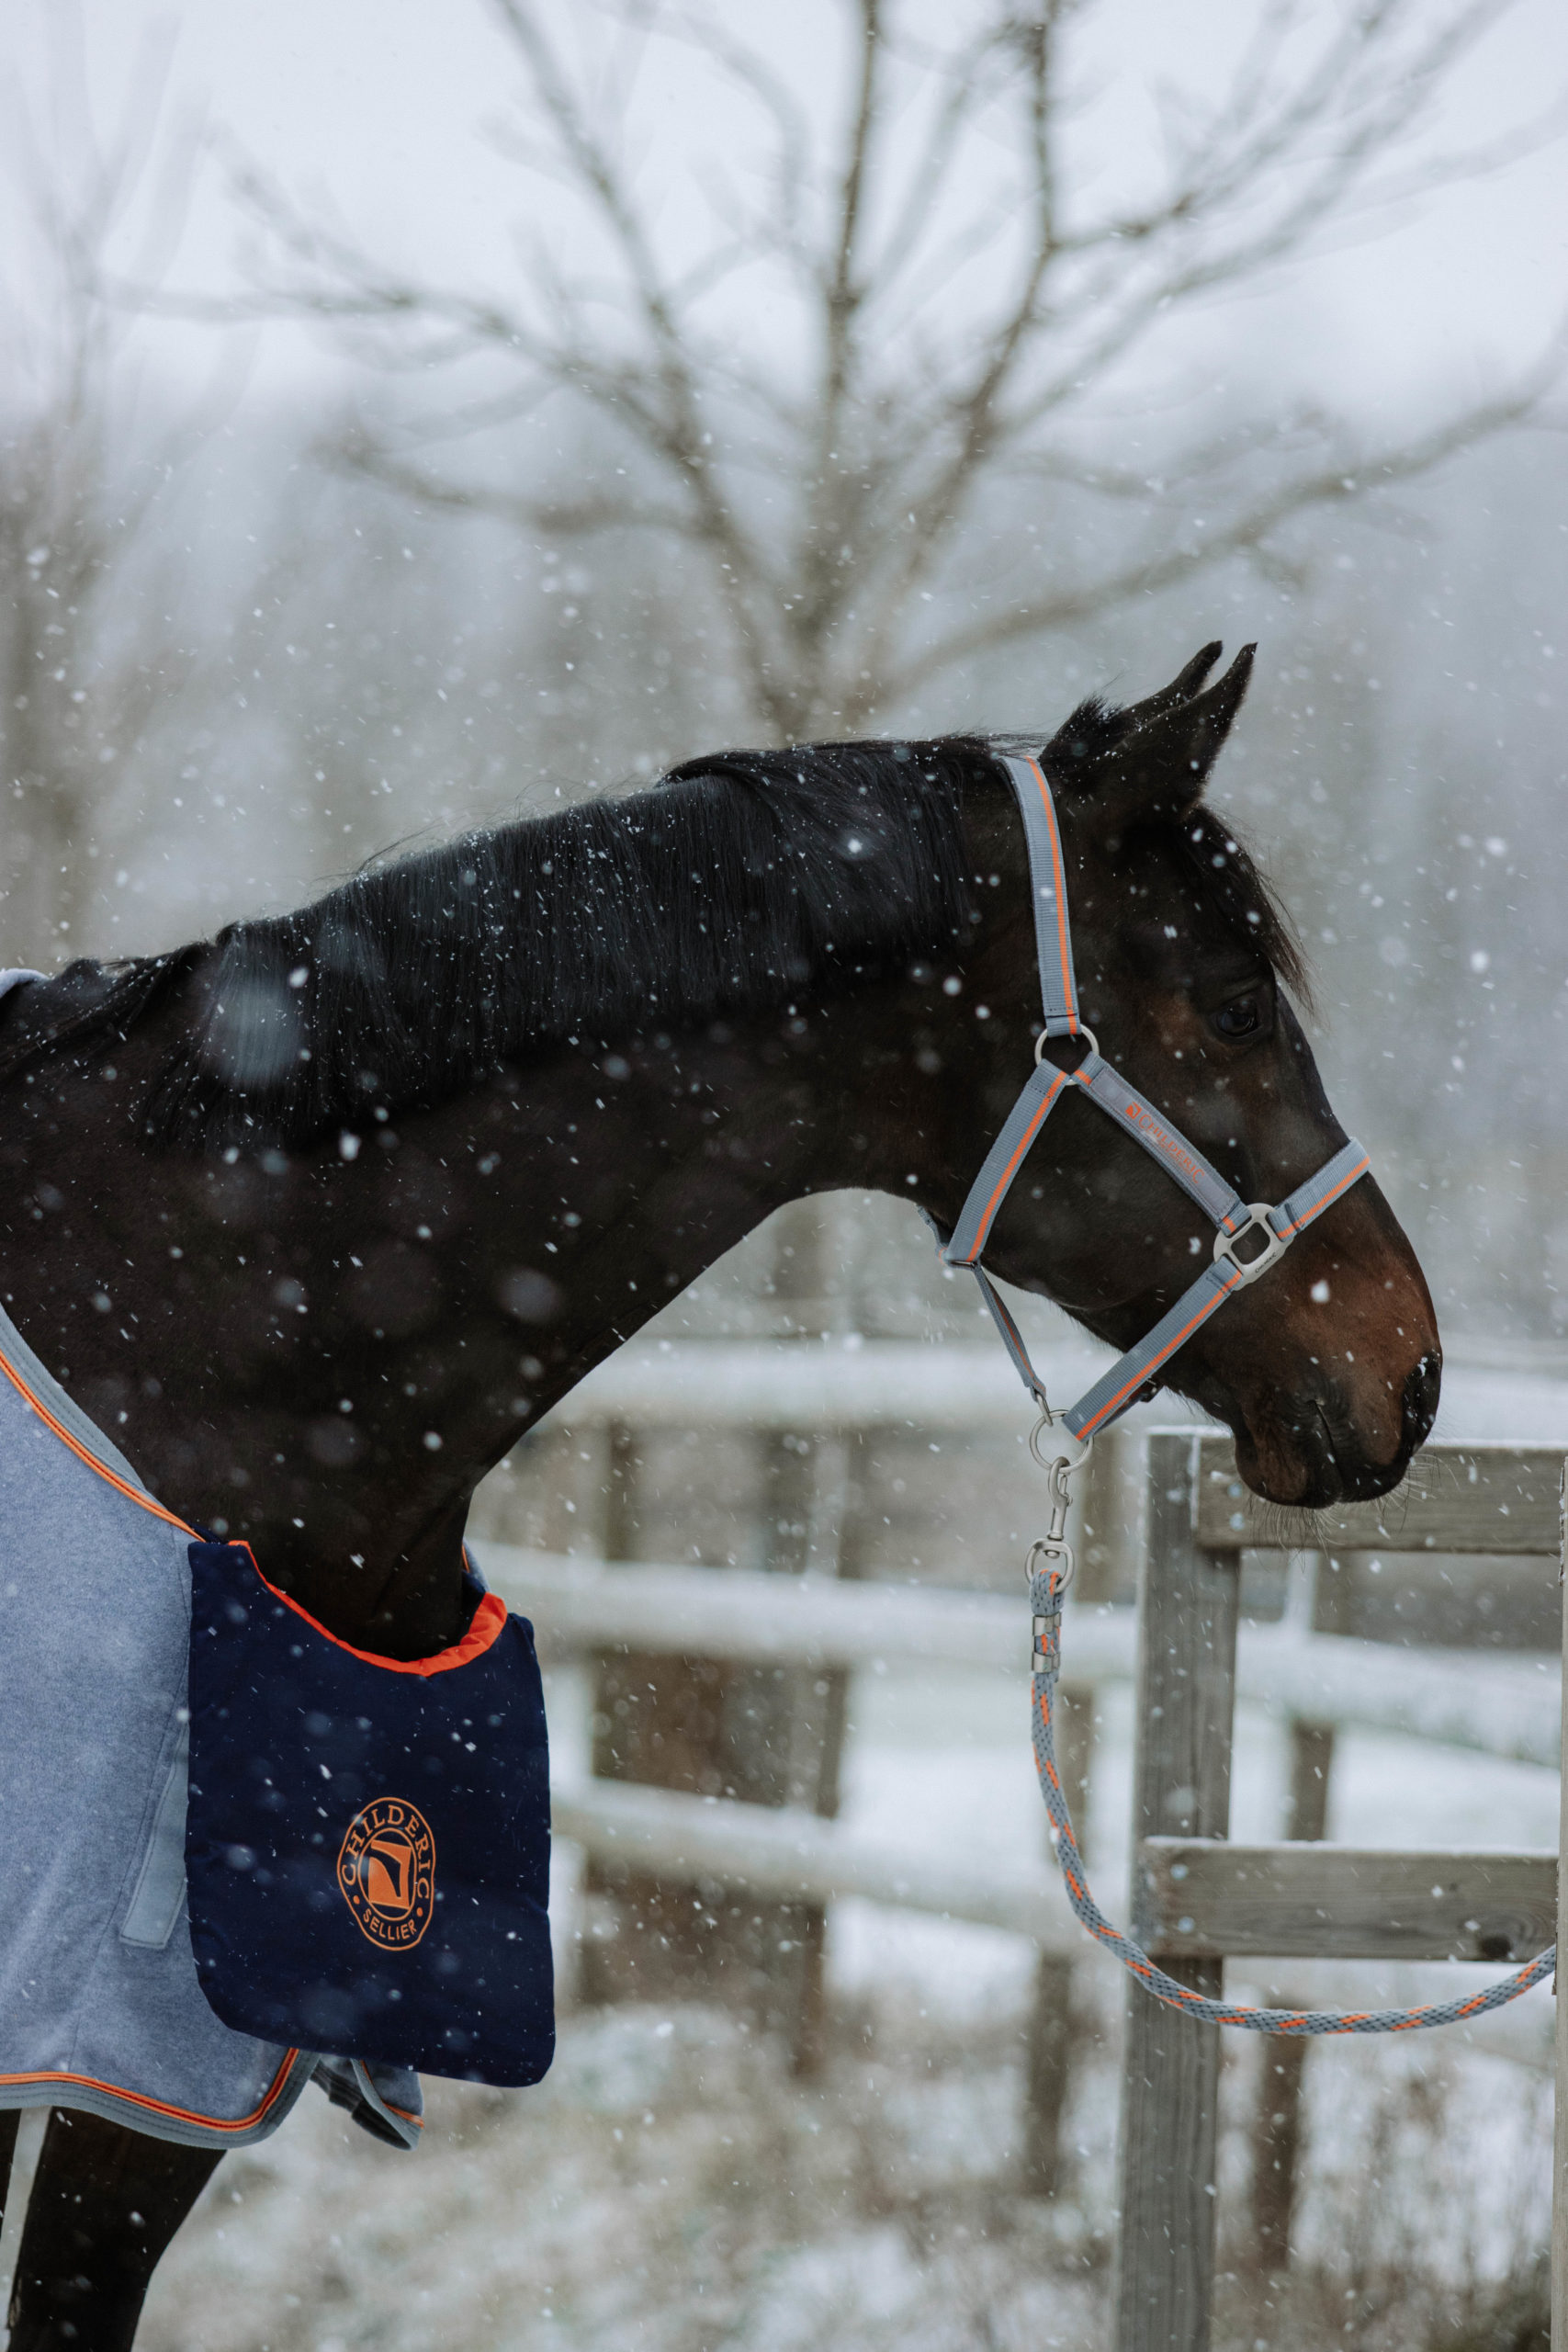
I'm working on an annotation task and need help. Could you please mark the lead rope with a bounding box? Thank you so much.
[1030,1431,1554,2034]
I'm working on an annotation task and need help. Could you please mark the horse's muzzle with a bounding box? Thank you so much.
[1241,1348,1441,1510]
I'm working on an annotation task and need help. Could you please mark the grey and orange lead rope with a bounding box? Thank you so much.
[944,749,1552,2033]
[1030,1555,1553,2032]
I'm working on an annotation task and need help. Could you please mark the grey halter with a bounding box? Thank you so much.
[939,752,1370,1444]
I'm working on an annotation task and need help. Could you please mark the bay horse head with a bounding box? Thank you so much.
[897,641,1439,1505]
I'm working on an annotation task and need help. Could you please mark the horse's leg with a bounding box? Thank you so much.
[7,2109,222,2352]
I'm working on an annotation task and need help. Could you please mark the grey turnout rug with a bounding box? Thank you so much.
[0,1295,423,2151]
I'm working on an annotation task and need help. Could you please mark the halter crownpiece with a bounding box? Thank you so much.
[942,752,1371,1442]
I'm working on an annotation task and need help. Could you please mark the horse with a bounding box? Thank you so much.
[0,640,1439,2348]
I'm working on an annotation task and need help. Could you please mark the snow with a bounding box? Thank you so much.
[118,1635,1557,2352]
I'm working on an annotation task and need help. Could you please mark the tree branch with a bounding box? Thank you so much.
[324,427,690,540]
[881,362,1562,702]
[175,0,1562,743]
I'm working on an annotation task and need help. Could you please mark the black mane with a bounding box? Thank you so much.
[0,719,1303,1153]
[28,740,983,1151]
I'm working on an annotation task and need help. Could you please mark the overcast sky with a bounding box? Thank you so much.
[6,0,1565,433]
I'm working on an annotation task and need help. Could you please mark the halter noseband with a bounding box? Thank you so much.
[939,753,1370,1446]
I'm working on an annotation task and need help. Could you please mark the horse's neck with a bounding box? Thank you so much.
[468,1017,844,1412]
[0,999,852,1657]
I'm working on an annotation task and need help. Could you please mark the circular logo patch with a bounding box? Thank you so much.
[337,1798,436,1951]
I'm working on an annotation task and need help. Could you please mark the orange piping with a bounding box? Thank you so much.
[235,1541,508,1678]
[967,1068,1066,1255]
[1281,1152,1371,1237]
[0,1343,194,1534]
[0,2052,300,2134]
[1077,1267,1242,1437]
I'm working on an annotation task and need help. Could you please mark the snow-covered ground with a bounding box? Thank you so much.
[27,1363,1565,2349]
[117,1640,1555,2352]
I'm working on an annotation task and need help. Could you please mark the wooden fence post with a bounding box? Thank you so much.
[579,1203,862,2066]
[1114,1432,1239,2352]
[581,1419,742,2009]
[728,1420,861,2073]
[1250,1552,1337,2270]
[1249,1724,1333,2267]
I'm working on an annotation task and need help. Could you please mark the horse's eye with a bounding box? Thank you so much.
[1213,996,1261,1038]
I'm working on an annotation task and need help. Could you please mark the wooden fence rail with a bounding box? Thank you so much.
[550,1776,1078,1947]
[1139,1839,1555,1963]
[481,1543,1559,1767]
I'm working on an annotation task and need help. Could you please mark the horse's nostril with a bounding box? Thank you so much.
[1402,1351,1441,1449]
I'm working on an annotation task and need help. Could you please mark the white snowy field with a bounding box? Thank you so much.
[118,1645,1557,2352]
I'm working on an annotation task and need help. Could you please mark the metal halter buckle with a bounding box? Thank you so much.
[1213,1202,1291,1288]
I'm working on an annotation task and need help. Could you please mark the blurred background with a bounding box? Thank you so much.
[4,0,1566,1337]
[2,4,1566,2346]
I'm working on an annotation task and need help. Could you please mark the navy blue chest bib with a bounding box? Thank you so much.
[186,1542,553,2088]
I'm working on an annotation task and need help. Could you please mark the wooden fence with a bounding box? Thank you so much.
[1114,1432,1565,2352]
[482,1337,1140,2086]
[481,1421,1563,2256]
[492,1546,1559,1767]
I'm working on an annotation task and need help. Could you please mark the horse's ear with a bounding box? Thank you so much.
[1048,643,1254,840]
[1119,639,1226,729]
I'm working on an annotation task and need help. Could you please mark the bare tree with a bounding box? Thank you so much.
[205,0,1562,742]
[0,44,225,964]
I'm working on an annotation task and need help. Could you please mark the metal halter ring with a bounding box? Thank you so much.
[1029,1413,1094,1476]
[1034,1024,1098,1068]
[1213,1202,1292,1288]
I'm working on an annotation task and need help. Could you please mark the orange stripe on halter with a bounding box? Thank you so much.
[1021,756,1078,1030]
[1075,1266,1243,1437]
[968,1069,1067,1253]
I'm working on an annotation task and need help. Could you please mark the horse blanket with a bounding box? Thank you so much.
[0,1294,423,2150]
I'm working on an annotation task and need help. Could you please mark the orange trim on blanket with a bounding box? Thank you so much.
[0,1341,195,1534]
[0,2050,302,2133]
[0,1340,487,1671]
[234,1541,508,1677]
